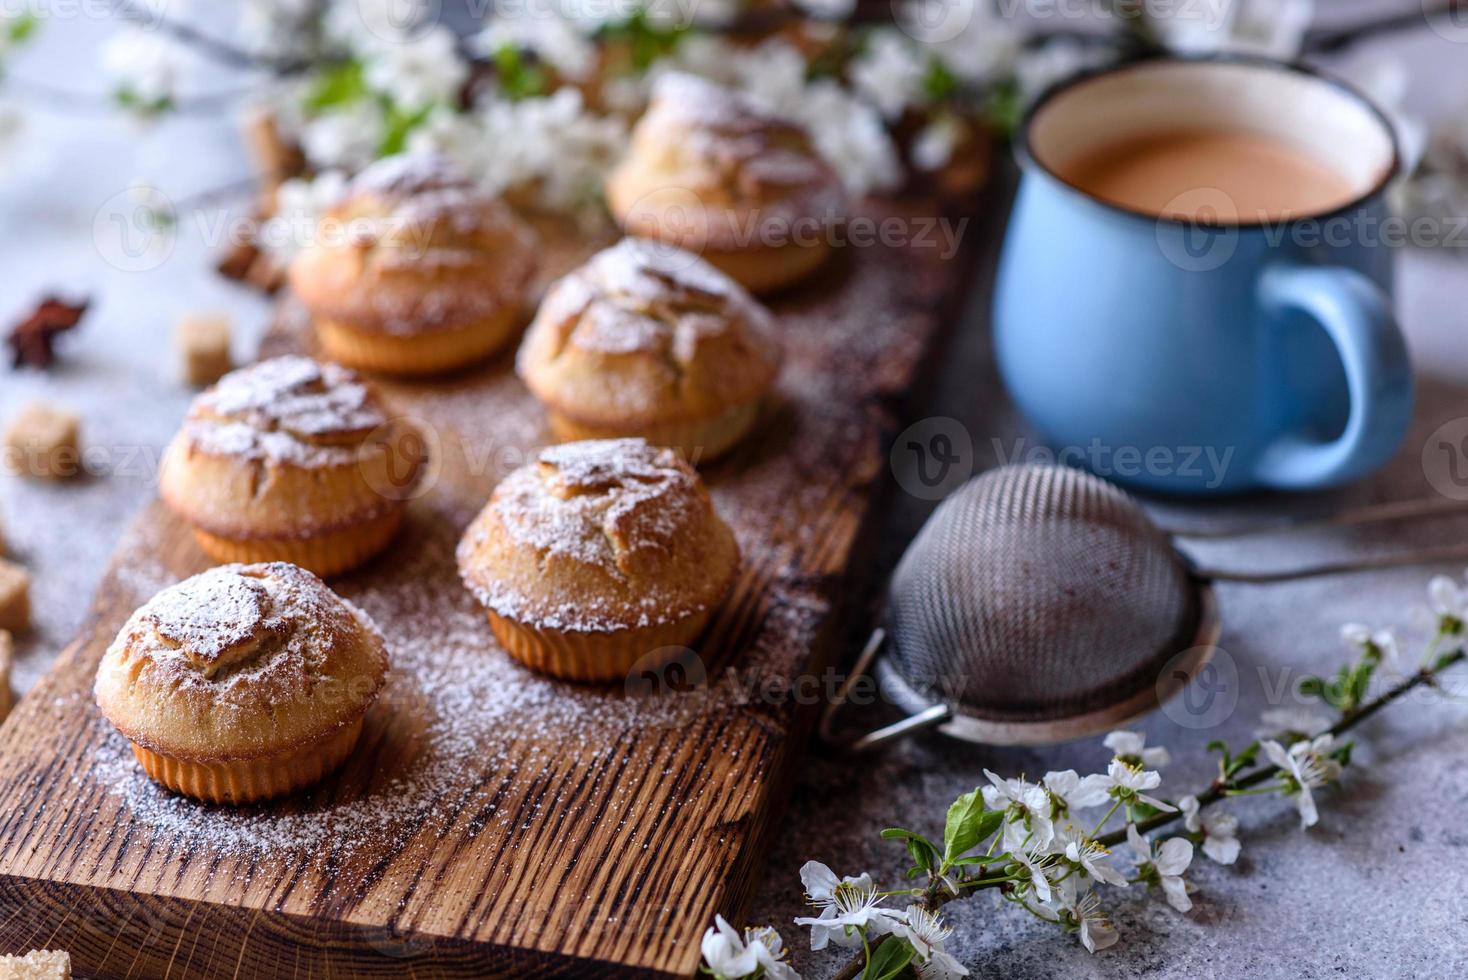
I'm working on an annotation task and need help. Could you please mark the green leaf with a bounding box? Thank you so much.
[7,12,38,45]
[862,937,916,980]
[493,44,549,100]
[906,838,938,876]
[943,789,1001,866]
[924,56,958,101]
[880,828,926,842]
[113,87,173,117]
[378,101,431,157]
[599,6,685,72]
[303,59,367,113]
[983,79,1022,138]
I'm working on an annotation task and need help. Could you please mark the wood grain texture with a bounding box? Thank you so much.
[0,198,978,978]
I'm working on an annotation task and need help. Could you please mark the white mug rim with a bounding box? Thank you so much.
[1015,53,1404,231]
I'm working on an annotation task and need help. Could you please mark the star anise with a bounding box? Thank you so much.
[8,296,89,369]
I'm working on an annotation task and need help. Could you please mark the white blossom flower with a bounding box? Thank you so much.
[299,100,387,171]
[1257,707,1333,740]
[982,770,1054,848]
[362,24,468,112]
[1052,877,1119,953]
[1012,839,1057,902]
[1178,796,1241,865]
[894,905,967,977]
[1063,837,1129,887]
[408,87,627,219]
[1127,825,1194,912]
[700,916,801,979]
[849,29,928,122]
[1263,735,1342,828]
[899,0,1019,88]
[1104,730,1171,769]
[1425,574,1468,650]
[470,14,597,81]
[1341,623,1399,666]
[1044,769,1112,815]
[912,117,960,172]
[915,956,970,980]
[261,170,349,259]
[1098,759,1176,813]
[102,28,184,107]
[793,861,902,950]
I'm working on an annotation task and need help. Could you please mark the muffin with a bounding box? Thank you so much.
[288,153,539,375]
[93,562,389,804]
[605,73,846,295]
[517,237,780,462]
[456,438,739,682]
[159,356,425,577]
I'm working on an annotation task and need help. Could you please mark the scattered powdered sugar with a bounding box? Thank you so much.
[88,501,738,860]
[79,199,944,872]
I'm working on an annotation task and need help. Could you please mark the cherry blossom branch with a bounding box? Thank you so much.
[826,648,1467,980]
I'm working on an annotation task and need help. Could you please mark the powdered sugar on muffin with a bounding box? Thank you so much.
[180,356,387,468]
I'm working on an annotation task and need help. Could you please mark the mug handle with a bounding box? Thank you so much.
[1251,263,1413,490]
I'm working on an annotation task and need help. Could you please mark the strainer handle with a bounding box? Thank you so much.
[818,628,954,751]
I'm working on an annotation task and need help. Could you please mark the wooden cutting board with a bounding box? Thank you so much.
[0,198,977,978]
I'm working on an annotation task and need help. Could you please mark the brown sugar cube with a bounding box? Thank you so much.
[0,950,71,979]
[3,404,81,480]
[0,560,29,634]
[176,313,233,386]
[0,630,13,721]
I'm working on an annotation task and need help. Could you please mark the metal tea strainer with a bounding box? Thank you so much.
[821,463,1468,750]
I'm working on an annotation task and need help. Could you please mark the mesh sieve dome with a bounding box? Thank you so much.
[879,464,1209,738]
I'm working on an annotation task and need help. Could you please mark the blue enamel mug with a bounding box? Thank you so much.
[994,57,1411,494]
